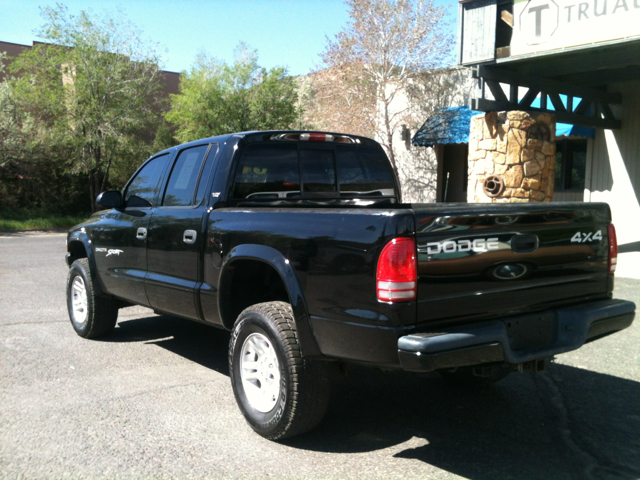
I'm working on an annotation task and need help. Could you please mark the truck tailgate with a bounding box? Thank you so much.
[413,202,612,327]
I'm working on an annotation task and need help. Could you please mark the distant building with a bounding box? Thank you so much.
[0,40,180,100]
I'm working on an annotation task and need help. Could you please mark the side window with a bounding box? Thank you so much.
[163,145,209,207]
[125,154,171,208]
[233,143,300,199]
[195,145,218,205]
[336,145,395,196]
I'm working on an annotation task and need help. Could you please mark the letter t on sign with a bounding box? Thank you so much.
[529,4,550,36]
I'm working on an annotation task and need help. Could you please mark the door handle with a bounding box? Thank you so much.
[183,230,197,244]
[136,227,147,240]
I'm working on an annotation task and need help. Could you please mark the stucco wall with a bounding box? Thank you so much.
[586,81,640,246]
[385,67,476,203]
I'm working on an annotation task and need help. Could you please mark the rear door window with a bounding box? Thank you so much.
[163,145,210,207]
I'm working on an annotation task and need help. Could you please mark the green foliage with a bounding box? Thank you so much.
[0,209,89,230]
[166,44,299,143]
[4,4,164,211]
[152,121,179,153]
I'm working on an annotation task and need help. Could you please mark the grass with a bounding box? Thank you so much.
[0,210,90,230]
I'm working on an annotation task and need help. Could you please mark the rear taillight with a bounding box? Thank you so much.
[377,237,417,302]
[608,223,618,274]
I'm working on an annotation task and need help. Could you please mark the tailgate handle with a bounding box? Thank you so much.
[511,234,539,253]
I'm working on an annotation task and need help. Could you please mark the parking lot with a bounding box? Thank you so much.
[1,232,639,479]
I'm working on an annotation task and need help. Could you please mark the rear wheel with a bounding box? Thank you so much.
[229,301,331,440]
[438,363,512,388]
[66,258,118,338]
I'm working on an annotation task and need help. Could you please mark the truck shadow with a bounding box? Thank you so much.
[108,313,230,376]
[110,314,639,480]
[289,365,640,480]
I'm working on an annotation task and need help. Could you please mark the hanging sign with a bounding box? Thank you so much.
[511,0,640,56]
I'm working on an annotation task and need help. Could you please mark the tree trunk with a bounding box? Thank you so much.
[382,98,397,172]
[88,171,96,213]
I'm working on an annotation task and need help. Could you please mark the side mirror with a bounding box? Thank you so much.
[96,190,123,209]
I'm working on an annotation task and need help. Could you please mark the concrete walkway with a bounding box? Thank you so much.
[617,252,640,280]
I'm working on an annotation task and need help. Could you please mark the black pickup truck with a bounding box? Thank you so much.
[66,130,636,440]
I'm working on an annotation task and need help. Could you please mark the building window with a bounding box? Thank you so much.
[555,139,587,192]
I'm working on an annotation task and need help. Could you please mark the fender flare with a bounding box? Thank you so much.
[66,231,109,296]
[219,244,322,357]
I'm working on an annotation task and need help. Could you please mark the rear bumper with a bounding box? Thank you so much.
[398,299,635,372]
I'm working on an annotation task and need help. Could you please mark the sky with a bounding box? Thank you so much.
[0,0,457,76]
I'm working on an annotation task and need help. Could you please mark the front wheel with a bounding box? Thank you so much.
[229,301,331,440]
[66,258,118,338]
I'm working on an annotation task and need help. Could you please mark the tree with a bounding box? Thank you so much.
[9,5,165,211]
[320,0,454,171]
[166,44,299,143]
[0,53,36,169]
[300,63,377,138]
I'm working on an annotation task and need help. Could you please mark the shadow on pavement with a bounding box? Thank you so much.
[288,365,640,480]
[619,241,640,253]
[108,314,230,375]
[109,314,639,480]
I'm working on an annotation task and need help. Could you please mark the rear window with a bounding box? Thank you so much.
[233,144,300,200]
[232,143,395,199]
[300,149,336,193]
[337,145,395,197]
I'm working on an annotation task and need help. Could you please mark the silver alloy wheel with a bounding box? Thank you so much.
[71,276,88,325]
[240,332,281,413]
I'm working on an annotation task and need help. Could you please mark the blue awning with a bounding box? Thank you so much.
[412,102,595,148]
[411,106,480,148]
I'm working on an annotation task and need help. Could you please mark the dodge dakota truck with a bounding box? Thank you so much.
[65,130,636,440]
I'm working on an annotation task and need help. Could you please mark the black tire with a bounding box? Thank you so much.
[66,258,118,338]
[438,363,512,388]
[229,301,331,440]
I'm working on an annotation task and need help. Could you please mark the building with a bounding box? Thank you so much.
[0,40,180,99]
[452,0,640,249]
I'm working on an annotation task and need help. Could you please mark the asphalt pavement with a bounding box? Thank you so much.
[1,233,639,480]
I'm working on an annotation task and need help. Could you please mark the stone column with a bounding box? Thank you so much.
[467,111,556,203]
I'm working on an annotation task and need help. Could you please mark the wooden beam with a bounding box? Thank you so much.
[475,98,622,129]
[519,89,539,108]
[485,79,508,103]
[509,84,518,103]
[574,98,591,115]
[500,10,513,27]
[557,65,640,86]
[478,65,622,104]
[548,93,566,112]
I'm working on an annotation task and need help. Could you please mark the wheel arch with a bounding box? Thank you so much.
[218,244,322,357]
[66,231,106,295]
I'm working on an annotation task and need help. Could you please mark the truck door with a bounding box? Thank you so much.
[93,153,172,306]
[145,144,217,320]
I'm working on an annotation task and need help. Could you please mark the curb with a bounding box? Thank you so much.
[0,228,68,237]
